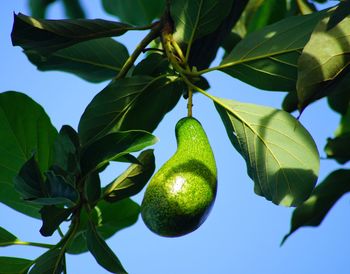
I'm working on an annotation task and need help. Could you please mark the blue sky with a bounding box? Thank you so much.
[1,1,349,274]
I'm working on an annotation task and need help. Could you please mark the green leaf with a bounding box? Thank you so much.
[171,0,234,44]
[29,0,56,18]
[14,155,46,200]
[297,14,350,110]
[84,172,101,206]
[104,149,155,202]
[80,130,158,176]
[0,91,57,218]
[214,98,320,206]
[282,169,350,244]
[29,249,64,274]
[53,125,80,178]
[132,53,170,77]
[11,13,131,56]
[78,75,181,145]
[325,134,350,164]
[45,171,79,204]
[327,0,350,30]
[0,227,18,247]
[282,91,298,113]
[39,206,73,237]
[62,0,86,19]
[220,10,328,91]
[246,0,287,33]
[0,257,33,274]
[102,0,164,25]
[87,222,127,274]
[25,38,129,83]
[68,198,139,254]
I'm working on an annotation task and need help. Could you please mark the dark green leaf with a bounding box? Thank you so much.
[84,172,101,206]
[102,0,164,25]
[0,91,57,218]
[325,134,350,164]
[87,222,127,274]
[68,198,139,254]
[0,257,33,274]
[187,1,248,70]
[25,38,129,83]
[297,14,350,110]
[104,149,155,202]
[171,0,234,44]
[45,171,79,204]
[29,0,56,18]
[53,125,80,178]
[39,206,73,237]
[282,91,298,113]
[132,53,170,77]
[80,130,158,176]
[220,10,328,91]
[78,75,181,145]
[14,155,46,200]
[214,98,320,206]
[327,0,350,30]
[62,0,86,19]
[282,169,350,244]
[29,249,64,274]
[0,227,18,247]
[246,0,287,33]
[11,13,131,56]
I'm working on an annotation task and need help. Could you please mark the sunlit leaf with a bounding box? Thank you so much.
[297,14,350,110]
[327,0,350,30]
[220,10,328,91]
[282,169,350,244]
[214,97,320,206]
[0,91,57,218]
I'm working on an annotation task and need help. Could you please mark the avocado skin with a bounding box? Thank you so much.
[141,117,217,237]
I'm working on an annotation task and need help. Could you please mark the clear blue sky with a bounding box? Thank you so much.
[1,1,349,274]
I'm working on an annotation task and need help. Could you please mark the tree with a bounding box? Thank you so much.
[1,0,349,273]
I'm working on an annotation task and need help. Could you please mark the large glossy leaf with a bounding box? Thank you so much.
[29,249,64,274]
[87,222,127,274]
[11,13,131,56]
[282,169,350,244]
[0,91,57,218]
[102,0,164,25]
[68,199,139,254]
[104,149,155,202]
[171,0,234,44]
[25,38,129,83]
[78,75,181,145]
[297,14,350,109]
[214,98,320,206]
[80,130,158,176]
[0,227,18,247]
[327,0,350,30]
[220,10,328,91]
[0,257,33,274]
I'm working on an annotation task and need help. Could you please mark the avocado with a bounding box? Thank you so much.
[141,117,217,237]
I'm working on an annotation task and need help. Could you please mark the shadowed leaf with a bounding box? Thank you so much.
[0,257,33,274]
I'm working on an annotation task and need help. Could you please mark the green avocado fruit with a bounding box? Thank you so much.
[141,117,217,237]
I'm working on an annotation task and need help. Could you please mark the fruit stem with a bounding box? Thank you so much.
[187,86,193,117]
